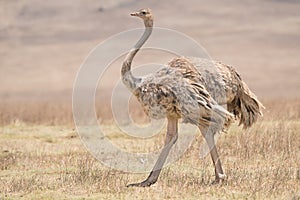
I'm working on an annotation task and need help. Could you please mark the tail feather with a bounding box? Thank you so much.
[237,81,264,129]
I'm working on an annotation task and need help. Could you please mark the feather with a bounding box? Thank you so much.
[188,57,264,129]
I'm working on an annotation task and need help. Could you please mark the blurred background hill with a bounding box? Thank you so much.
[0,0,299,124]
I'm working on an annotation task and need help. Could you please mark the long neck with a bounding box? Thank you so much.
[121,19,153,91]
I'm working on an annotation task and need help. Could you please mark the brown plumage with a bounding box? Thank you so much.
[122,8,263,187]
[187,57,264,129]
[133,59,233,132]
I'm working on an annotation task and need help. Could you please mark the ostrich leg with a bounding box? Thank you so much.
[199,127,226,183]
[127,118,178,187]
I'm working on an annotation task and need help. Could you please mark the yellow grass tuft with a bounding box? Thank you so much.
[0,99,299,199]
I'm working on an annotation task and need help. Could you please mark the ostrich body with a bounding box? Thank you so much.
[122,8,264,187]
[183,58,264,129]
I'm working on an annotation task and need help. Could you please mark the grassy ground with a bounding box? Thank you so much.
[0,101,300,199]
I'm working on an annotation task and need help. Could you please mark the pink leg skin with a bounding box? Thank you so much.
[199,127,226,184]
[127,118,178,187]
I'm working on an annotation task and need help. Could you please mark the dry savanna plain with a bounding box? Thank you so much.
[0,0,300,199]
[0,101,300,199]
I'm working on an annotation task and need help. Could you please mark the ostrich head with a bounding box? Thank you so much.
[130,8,153,27]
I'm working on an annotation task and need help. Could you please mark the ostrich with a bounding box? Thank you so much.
[122,8,264,187]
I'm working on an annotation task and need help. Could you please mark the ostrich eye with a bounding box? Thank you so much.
[141,11,146,15]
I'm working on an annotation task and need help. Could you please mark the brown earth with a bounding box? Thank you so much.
[1,0,299,99]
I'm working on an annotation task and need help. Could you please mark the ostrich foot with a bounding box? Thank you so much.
[127,179,156,187]
[210,173,227,185]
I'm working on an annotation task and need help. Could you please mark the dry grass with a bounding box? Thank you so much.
[0,99,299,199]
[0,99,73,126]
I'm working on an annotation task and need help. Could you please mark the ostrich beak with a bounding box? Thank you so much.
[130,12,139,16]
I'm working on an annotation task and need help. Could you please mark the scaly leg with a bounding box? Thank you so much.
[199,127,226,183]
[127,118,178,187]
